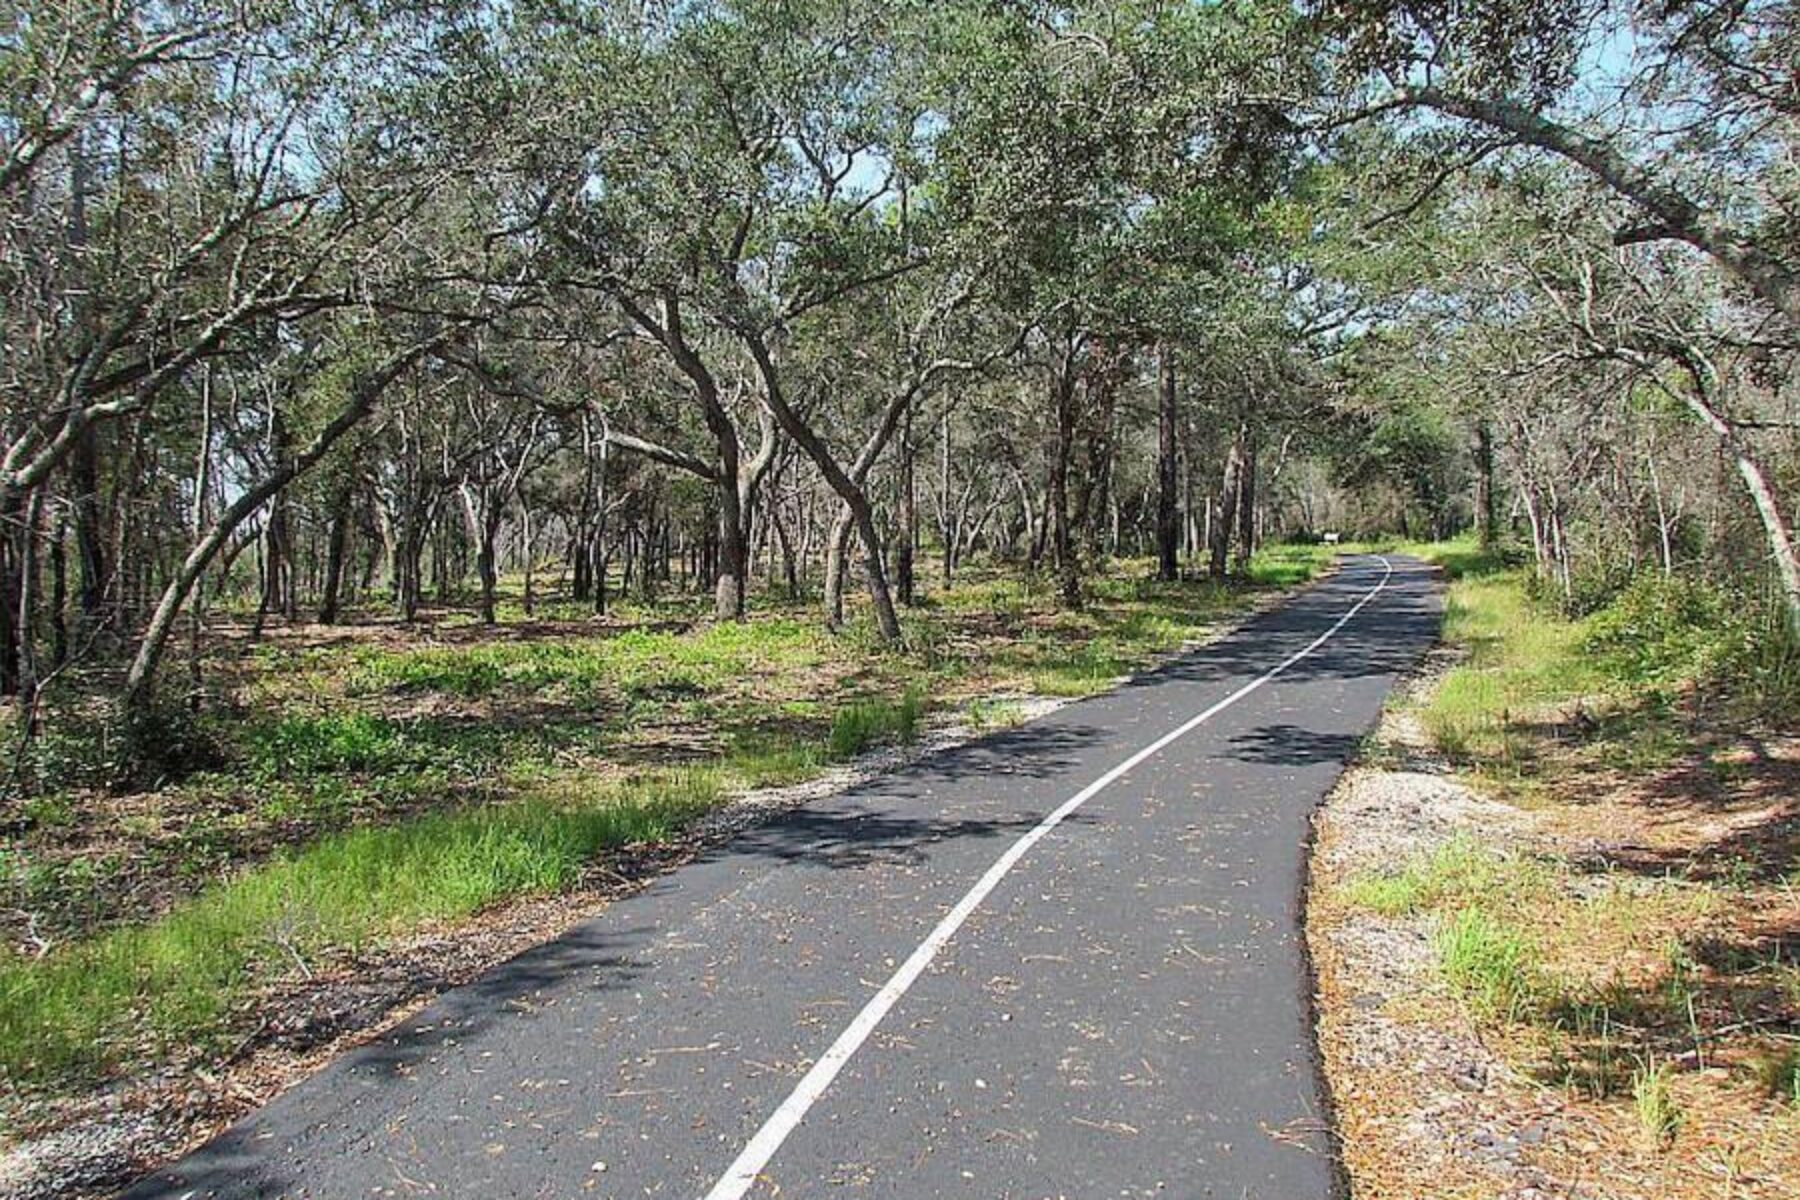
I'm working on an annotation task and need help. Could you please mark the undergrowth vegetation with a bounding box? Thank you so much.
[1415,548,1797,779]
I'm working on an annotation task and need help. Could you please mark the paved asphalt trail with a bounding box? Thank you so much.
[121,555,1440,1200]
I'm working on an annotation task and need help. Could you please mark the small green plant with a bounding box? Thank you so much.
[1631,1058,1681,1146]
[1342,868,1429,915]
[1342,838,1539,917]
[1434,907,1540,1022]
[1584,574,1728,694]
[828,687,925,760]
[1660,939,1708,1062]
[965,698,1025,731]
[724,735,826,789]
[1751,1045,1800,1105]
[242,711,412,778]
[1030,641,1130,697]
[110,692,225,790]
[1553,998,1628,1098]
[19,792,74,829]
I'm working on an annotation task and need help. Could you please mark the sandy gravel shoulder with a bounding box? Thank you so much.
[1307,653,1576,1199]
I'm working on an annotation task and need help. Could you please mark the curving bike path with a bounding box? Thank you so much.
[122,555,1441,1200]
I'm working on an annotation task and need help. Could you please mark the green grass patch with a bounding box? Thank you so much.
[241,711,415,777]
[345,620,826,703]
[1390,534,1515,581]
[829,687,926,759]
[1419,559,1797,773]
[1631,1058,1682,1146]
[0,770,722,1088]
[721,731,828,788]
[1434,906,1543,1022]
[1029,640,1134,697]
[1345,839,1554,1025]
[965,697,1026,730]
[1342,838,1543,916]
[1420,571,1597,762]
[1246,542,1347,587]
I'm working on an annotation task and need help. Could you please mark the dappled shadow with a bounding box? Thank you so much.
[1537,907,1800,1101]
[921,721,1113,779]
[119,920,655,1200]
[707,720,1111,871]
[345,921,653,1077]
[729,804,1096,871]
[114,719,1118,1198]
[115,558,1439,1199]
[1572,798,1800,886]
[1227,724,1364,767]
[1624,739,1800,815]
[1115,560,1442,696]
[1528,740,1800,1100]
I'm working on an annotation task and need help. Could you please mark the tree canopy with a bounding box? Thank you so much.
[0,0,1793,746]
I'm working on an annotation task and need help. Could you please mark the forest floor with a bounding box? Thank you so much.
[1310,553,1800,1199]
[0,547,1339,1198]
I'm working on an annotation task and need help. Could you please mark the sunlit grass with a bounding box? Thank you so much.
[1342,837,1547,917]
[1410,539,1795,772]
[829,687,925,759]
[1420,573,1595,761]
[0,770,722,1087]
[1631,1058,1682,1146]
[1435,907,1543,1022]
[345,619,829,702]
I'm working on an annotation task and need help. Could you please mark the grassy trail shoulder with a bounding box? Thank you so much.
[1311,540,1800,1199]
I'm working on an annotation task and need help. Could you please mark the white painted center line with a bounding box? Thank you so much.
[699,556,1396,1200]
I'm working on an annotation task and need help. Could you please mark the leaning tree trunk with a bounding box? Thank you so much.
[1729,449,1800,636]
[817,491,902,643]
[744,337,902,644]
[896,399,916,606]
[122,335,445,713]
[1658,353,1800,636]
